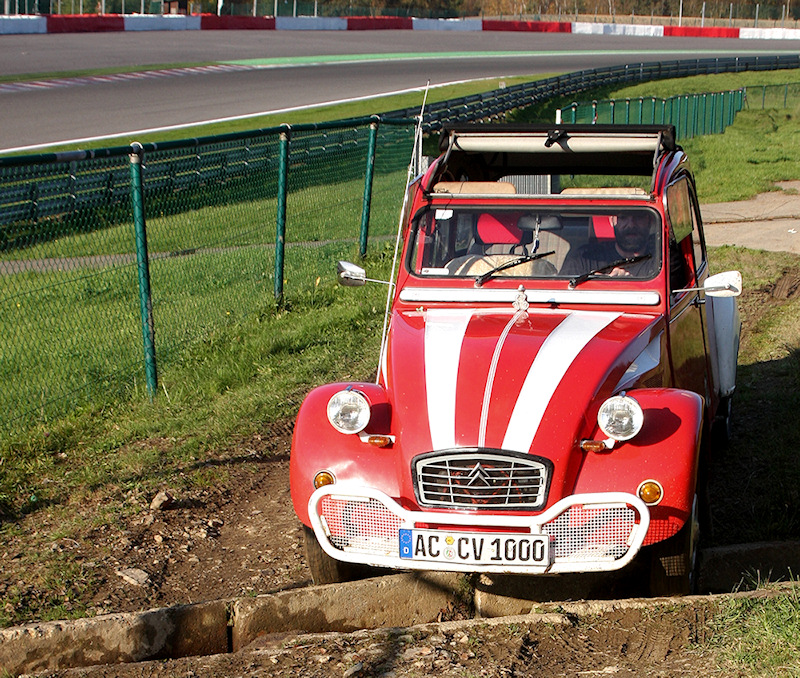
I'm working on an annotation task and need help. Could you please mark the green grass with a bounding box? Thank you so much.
[0,243,393,524]
[512,68,800,124]
[706,583,800,676]
[704,246,800,546]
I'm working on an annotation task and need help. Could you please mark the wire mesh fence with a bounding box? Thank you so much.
[559,82,800,139]
[0,121,414,432]
[0,154,143,429]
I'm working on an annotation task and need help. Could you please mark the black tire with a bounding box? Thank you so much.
[303,525,381,585]
[648,496,700,597]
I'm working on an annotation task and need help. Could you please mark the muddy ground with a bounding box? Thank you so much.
[2,428,744,678]
[44,603,728,677]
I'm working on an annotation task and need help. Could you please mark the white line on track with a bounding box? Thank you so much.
[0,80,463,154]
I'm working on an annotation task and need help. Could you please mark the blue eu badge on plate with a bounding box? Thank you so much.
[399,528,412,559]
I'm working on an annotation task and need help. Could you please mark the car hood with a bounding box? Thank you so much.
[382,306,662,502]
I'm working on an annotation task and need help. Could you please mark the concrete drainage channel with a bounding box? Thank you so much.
[2,541,798,677]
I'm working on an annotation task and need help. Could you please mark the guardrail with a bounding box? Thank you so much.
[2,54,799,432]
[390,54,800,128]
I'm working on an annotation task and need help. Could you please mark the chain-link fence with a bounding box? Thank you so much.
[558,88,746,138]
[0,120,414,431]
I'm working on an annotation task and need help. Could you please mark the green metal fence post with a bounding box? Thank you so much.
[274,126,291,304]
[710,93,717,134]
[129,142,158,400]
[359,118,379,259]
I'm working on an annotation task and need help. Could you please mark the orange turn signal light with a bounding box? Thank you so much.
[366,435,393,448]
[313,471,335,489]
[637,480,664,505]
[580,439,610,453]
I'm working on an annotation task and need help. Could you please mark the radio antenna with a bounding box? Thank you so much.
[376,80,430,384]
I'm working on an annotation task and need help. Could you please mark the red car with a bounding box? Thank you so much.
[290,124,741,596]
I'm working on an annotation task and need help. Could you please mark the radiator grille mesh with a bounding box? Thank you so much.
[415,451,548,509]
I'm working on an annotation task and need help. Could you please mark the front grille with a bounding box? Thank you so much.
[414,449,551,510]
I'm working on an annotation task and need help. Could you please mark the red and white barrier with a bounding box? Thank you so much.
[0,15,46,32]
[0,13,798,38]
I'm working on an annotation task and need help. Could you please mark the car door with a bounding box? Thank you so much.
[665,175,711,410]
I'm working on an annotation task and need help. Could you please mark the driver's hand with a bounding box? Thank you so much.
[608,267,632,277]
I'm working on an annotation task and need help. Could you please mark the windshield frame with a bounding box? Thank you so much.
[405,203,663,285]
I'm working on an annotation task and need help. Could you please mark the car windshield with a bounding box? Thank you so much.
[408,207,662,282]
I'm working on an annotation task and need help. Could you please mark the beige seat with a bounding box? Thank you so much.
[446,254,555,277]
[533,230,571,271]
[433,181,517,194]
[560,187,648,195]
[517,214,572,271]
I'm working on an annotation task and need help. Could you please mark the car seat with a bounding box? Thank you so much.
[475,213,527,255]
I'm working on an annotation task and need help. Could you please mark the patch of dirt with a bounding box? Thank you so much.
[0,431,310,625]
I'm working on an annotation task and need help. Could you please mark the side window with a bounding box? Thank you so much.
[689,193,707,274]
[665,178,698,295]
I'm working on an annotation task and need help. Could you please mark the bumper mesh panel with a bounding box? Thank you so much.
[320,495,403,556]
[541,504,636,561]
[315,496,639,565]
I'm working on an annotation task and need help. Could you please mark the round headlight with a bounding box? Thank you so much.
[327,389,371,434]
[597,394,644,441]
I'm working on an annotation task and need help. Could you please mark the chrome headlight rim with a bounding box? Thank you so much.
[597,394,644,442]
[326,389,371,435]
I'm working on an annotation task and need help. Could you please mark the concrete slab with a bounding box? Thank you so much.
[702,182,800,255]
[0,600,229,677]
[231,571,464,650]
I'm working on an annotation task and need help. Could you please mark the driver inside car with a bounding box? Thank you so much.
[559,211,657,278]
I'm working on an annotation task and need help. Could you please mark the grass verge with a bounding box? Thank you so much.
[702,583,800,676]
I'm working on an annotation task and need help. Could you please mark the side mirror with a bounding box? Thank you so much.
[337,260,367,287]
[704,270,742,298]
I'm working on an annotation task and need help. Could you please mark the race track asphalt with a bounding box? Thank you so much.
[2,30,800,151]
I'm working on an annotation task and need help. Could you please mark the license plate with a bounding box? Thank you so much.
[399,529,550,566]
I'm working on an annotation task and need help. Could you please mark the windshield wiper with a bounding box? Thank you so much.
[568,254,652,289]
[474,250,556,287]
